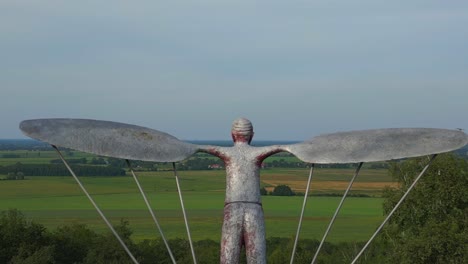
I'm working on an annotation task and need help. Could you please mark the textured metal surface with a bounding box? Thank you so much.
[286,128,467,163]
[221,203,265,264]
[196,118,272,263]
[200,142,268,264]
[20,119,198,162]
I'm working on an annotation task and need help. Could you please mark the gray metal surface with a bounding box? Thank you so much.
[286,128,467,164]
[200,143,267,264]
[20,119,198,162]
[20,119,467,164]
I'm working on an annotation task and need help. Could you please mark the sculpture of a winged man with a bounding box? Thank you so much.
[20,117,468,264]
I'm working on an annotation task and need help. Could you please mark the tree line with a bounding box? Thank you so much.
[0,209,390,264]
[0,163,125,177]
[0,140,50,151]
[380,153,468,263]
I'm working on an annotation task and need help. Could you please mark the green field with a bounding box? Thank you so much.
[0,150,397,243]
[0,172,391,243]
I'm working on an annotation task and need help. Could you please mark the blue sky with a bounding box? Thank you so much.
[1,1,467,140]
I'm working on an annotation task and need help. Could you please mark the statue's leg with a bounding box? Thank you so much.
[221,203,243,264]
[244,204,266,264]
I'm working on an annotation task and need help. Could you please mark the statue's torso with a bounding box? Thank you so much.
[219,144,262,203]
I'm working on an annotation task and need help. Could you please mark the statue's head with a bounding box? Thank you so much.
[231,118,254,144]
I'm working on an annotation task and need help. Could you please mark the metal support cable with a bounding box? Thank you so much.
[172,163,197,264]
[53,146,139,264]
[351,154,437,264]
[311,162,363,264]
[290,164,315,264]
[126,160,177,264]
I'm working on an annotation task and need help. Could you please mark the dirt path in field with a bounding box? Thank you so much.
[262,179,398,192]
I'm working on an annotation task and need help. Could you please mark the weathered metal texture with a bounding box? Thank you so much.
[21,119,467,165]
[286,128,468,164]
[200,118,267,263]
[20,119,198,162]
[221,203,266,264]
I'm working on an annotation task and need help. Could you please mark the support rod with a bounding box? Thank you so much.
[53,146,139,264]
[290,164,315,264]
[126,160,177,264]
[351,154,437,264]
[311,162,363,264]
[173,163,197,264]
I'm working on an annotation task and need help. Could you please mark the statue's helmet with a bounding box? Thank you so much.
[231,118,254,143]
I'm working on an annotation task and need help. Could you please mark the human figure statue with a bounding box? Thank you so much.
[19,117,468,264]
[199,118,280,263]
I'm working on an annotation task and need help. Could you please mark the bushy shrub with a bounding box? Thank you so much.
[271,185,295,196]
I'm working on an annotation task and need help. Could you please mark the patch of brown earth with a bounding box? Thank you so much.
[262,180,398,192]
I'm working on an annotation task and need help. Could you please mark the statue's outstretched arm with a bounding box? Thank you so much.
[280,128,467,164]
[196,145,229,160]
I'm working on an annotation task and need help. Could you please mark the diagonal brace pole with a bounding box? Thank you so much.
[53,146,139,264]
[173,162,197,264]
[290,164,315,264]
[351,154,437,264]
[126,160,176,264]
[311,162,363,264]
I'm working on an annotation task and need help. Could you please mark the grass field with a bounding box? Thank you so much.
[0,150,398,243]
[0,166,395,243]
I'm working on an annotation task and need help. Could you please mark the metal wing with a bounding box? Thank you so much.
[284,128,468,164]
[19,119,198,162]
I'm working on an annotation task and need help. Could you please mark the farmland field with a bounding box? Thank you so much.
[0,151,396,243]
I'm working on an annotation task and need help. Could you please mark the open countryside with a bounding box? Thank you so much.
[0,146,394,243]
[1,141,467,263]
